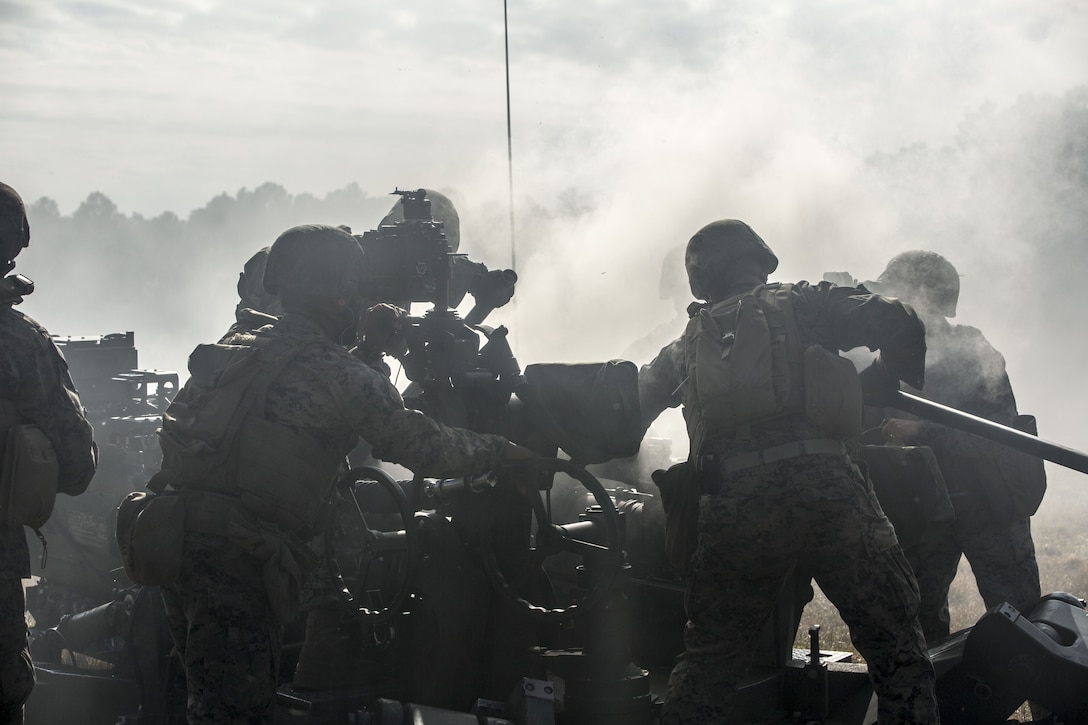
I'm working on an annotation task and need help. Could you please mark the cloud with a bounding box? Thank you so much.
[4,0,1088,477]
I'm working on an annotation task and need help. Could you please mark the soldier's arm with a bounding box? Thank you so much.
[338,361,511,478]
[794,281,927,388]
[18,326,97,495]
[638,337,686,434]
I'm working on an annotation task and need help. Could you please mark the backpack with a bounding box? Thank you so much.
[150,343,268,493]
[682,283,862,453]
[150,335,343,540]
[682,284,804,451]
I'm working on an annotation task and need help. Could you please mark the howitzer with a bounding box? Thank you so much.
[26,332,179,623]
[891,390,1088,475]
[355,188,517,317]
[279,188,648,721]
[30,210,1088,724]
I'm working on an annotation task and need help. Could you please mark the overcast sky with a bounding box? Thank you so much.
[4,1,1083,215]
[4,0,1088,476]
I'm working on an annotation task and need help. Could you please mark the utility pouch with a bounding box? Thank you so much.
[803,345,863,442]
[692,295,781,437]
[682,284,804,452]
[857,445,953,549]
[652,460,700,572]
[977,413,1048,522]
[116,491,185,586]
[1008,414,1048,518]
[0,425,59,529]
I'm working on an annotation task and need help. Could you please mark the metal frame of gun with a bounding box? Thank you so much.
[892,390,1088,475]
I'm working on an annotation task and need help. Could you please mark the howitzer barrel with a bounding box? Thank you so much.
[892,390,1088,476]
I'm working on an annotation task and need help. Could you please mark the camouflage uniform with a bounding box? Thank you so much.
[886,317,1040,641]
[161,313,510,724]
[642,281,939,724]
[0,295,96,722]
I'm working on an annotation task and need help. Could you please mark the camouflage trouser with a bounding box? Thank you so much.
[0,579,32,724]
[161,538,281,725]
[905,504,1039,643]
[661,454,938,725]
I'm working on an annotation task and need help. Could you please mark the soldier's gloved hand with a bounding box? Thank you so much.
[358,303,408,358]
[873,418,933,446]
[859,356,900,407]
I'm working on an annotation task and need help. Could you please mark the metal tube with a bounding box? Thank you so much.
[891,391,1088,476]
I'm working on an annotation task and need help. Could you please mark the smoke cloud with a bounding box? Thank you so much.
[4,0,1087,484]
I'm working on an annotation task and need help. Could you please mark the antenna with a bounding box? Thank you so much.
[503,0,516,272]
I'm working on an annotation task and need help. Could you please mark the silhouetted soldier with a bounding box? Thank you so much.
[865,250,1044,641]
[640,220,939,723]
[149,224,535,723]
[0,182,97,724]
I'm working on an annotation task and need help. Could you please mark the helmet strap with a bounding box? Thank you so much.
[336,298,362,347]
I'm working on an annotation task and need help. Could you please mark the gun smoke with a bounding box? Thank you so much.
[5,0,1088,644]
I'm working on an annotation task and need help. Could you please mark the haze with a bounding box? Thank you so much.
[3,0,1088,486]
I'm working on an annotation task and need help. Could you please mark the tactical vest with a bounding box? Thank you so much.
[153,337,344,541]
[681,283,862,455]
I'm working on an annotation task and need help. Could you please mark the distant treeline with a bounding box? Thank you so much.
[19,183,403,370]
[15,88,1088,377]
[28,181,394,274]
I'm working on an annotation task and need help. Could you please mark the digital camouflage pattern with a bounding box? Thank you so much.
[0,308,97,578]
[640,281,928,434]
[906,507,1038,640]
[162,312,510,722]
[221,313,507,471]
[642,280,937,723]
[0,301,96,720]
[661,456,937,724]
[880,317,1041,642]
[161,536,280,724]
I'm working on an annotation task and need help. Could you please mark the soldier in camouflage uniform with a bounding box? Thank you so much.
[154,224,535,724]
[641,220,938,723]
[0,182,97,724]
[865,251,1042,642]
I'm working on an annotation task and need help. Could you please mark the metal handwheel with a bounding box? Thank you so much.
[334,465,420,623]
[482,457,624,622]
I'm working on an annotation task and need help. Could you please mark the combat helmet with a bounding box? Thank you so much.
[874,250,960,318]
[236,246,285,318]
[0,182,31,275]
[380,188,460,252]
[684,220,779,301]
[263,224,370,302]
